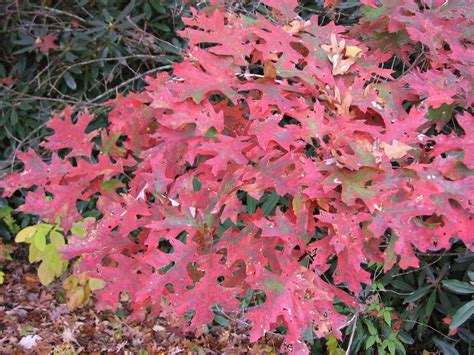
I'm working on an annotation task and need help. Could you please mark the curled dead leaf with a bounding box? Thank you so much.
[263,60,277,81]
[322,34,362,75]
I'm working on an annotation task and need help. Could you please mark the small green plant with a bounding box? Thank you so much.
[15,223,68,285]
[362,297,405,355]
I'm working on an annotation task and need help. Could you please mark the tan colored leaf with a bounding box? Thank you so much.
[282,20,307,34]
[67,286,85,309]
[380,140,413,159]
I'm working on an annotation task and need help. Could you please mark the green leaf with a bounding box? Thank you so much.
[391,279,414,292]
[361,6,385,22]
[404,285,432,303]
[246,194,258,214]
[394,339,406,355]
[15,226,37,243]
[432,337,459,355]
[365,335,376,350]
[149,0,166,14]
[397,331,414,345]
[423,289,437,320]
[450,300,474,330]
[383,310,392,326]
[365,319,377,335]
[264,277,284,294]
[442,279,474,295]
[426,103,454,126]
[438,289,452,311]
[71,218,94,237]
[213,314,229,327]
[388,341,395,355]
[192,176,202,192]
[151,22,171,32]
[261,192,279,216]
[63,72,77,90]
[329,168,380,206]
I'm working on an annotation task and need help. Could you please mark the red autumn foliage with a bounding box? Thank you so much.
[34,34,60,55]
[1,0,473,353]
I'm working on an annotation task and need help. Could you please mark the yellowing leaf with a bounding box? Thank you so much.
[49,230,65,248]
[89,278,106,291]
[15,226,37,243]
[63,275,79,289]
[380,140,413,159]
[33,232,47,251]
[345,45,362,58]
[28,243,42,263]
[326,334,344,355]
[38,261,55,285]
[70,217,95,238]
[67,286,86,309]
[44,245,65,276]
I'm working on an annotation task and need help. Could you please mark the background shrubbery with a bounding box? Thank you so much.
[0,0,190,238]
[1,1,473,354]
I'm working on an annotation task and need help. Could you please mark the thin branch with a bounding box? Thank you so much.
[0,84,86,105]
[38,6,87,23]
[400,319,458,342]
[88,65,173,104]
[345,312,359,355]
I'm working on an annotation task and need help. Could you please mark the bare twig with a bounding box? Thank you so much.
[345,312,359,355]
[400,319,459,342]
[39,6,87,23]
[89,65,173,104]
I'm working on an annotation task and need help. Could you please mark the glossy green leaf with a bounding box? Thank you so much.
[442,280,474,295]
[261,192,279,216]
[404,285,432,303]
[450,300,474,330]
[63,72,77,90]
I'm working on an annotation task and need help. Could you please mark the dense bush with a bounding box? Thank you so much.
[1,0,473,353]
